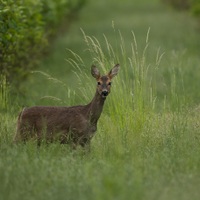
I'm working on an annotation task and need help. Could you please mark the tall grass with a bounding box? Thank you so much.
[0,75,9,110]
[1,29,200,200]
[66,29,166,140]
[65,30,199,162]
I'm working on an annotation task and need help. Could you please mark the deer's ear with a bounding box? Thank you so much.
[91,65,100,79]
[108,64,120,79]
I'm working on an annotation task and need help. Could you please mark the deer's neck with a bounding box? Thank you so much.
[86,90,106,124]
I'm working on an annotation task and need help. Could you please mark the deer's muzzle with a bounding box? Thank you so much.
[102,90,108,97]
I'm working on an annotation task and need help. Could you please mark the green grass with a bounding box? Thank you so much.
[1,0,200,199]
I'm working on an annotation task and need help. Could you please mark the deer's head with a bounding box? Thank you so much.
[91,64,120,98]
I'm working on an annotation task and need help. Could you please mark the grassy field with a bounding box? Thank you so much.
[1,0,200,200]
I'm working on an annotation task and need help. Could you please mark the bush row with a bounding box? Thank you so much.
[0,0,86,87]
[162,0,200,18]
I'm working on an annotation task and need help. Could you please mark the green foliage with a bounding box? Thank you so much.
[191,0,200,17]
[162,0,191,10]
[162,0,200,18]
[0,0,86,87]
[0,74,9,110]
[0,0,45,84]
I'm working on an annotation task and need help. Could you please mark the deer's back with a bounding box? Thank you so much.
[19,105,89,132]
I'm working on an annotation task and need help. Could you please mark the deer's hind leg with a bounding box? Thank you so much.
[13,124,33,144]
[14,118,39,144]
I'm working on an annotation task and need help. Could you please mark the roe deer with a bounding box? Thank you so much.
[14,64,120,147]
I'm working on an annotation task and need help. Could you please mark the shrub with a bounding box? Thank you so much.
[0,0,86,87]
[162,0,200,25]
[162,0,191,10]
[191,0,200,17]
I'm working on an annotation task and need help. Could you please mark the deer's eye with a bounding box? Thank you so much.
[97,82,101,85]
[108,82,112,86]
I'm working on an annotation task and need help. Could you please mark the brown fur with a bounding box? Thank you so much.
[14,64,120,147]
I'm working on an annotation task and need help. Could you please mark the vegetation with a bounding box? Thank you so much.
[1,0,200,200]
[0,0,86,88]
[162,0,200,19]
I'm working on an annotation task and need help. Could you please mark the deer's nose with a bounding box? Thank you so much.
[102,90,108,96]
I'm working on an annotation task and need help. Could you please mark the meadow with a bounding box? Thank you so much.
[1,0,200,199]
